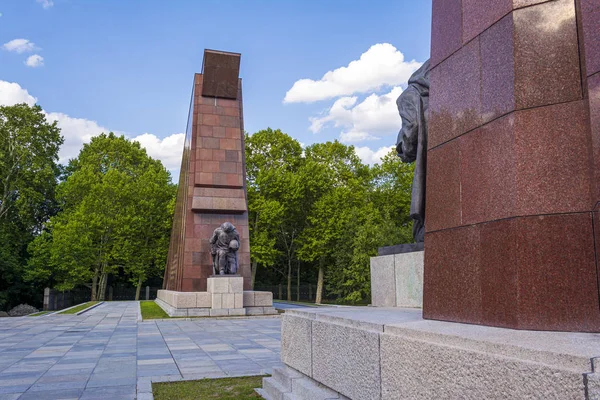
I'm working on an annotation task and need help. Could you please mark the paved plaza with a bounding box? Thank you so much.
[0,302,283,400]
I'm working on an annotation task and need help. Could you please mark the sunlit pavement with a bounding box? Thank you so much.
[0,301,282,400]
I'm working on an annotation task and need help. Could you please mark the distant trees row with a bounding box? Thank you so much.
[0,103,414,309]
[246,129,414,303]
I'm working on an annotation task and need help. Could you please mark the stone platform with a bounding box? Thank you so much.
[259,307,600,399]
[156,276,277,317]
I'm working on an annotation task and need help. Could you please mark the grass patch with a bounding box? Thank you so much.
[140,300,169,320]
[28,311,51,317]
[153,376,264,400]
[59,301,99,314]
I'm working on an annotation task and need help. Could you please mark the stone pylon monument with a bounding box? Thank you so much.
[158,50,275,317]
[164,49,250,293]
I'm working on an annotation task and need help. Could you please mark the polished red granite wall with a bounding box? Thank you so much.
[164,52,251,292]
[424,0,600,332]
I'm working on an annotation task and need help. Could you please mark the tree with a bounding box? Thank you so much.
[0,103,63,310]
[27,133,175,301]
[245,129,304,297]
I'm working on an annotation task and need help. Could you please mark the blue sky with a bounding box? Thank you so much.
[0,0,431,178]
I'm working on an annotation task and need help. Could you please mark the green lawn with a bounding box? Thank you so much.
[140,300,169,320]
[28,311,51,317]
[153,376,264,400]
[59,301,99,314]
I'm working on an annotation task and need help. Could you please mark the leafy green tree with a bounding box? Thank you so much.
[27,133,175,300]
[0,103,63,310]
[245,129,304,296]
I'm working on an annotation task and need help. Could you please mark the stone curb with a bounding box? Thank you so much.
[76,301,104,315]
[145,314,281,322]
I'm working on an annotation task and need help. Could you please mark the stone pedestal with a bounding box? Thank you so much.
[424,0,600,332]
[259,307,600,400]
[156,275,277,317]
[370,251,423,308]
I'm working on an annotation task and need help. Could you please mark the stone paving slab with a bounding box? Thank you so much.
[0,301,282,399]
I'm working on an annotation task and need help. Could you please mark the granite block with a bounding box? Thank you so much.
[209,309,228,317]
[515,213,600,331]
[188,308,210,317]
[222,293,235,309]
[462,0,512,43]
[211,294,222,309]
[589,73,600,203]
[228,308,245,316]
[228,277,244,293]
[460,114,516,225]
[246,307,266,316]
[207,277,229,294]
[480,13,515,122]
[281,314,313,377]
[515,101,592,216]
[234,293,243,308]
[173,292,196,309]
[513,0,582,109]
[196,292,211,308]
[254,291,273,307]
[380,331,589,400]
[394,251,423,308]
[582,0,600,76]
[479,219,518,328]
[243,291,255,307]
[369,255,396,307]
[431,0,463,67]
[424,140,462,232]
[312,320,380,400]
[423,225,482,325]
[429,39,481,148]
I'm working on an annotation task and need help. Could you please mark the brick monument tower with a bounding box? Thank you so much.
[163,49,251,293]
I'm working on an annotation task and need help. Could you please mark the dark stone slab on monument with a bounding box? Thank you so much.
[378,243,424,256]
[201,49,241,99]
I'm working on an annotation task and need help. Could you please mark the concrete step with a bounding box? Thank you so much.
[292,377,340,400]
[283,393,302,400]
[272,366,304,391]
[263,376,289,400]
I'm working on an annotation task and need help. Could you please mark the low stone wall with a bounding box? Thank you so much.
[265,307,600,400]
[156,288,277,317]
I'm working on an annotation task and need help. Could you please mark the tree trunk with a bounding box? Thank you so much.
[251,260,258,290]
[91,268,99,301]
[287,259,292,301]
[296,262,300,302]
[135,276,142,301]
[316,259,324,305]
[98,272,108,301]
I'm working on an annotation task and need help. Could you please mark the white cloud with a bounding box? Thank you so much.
[44,112,109,163]
[310,86,403,143]
[354,146,393,166]
[0,80,183,177]
[25,54,44,68]
[284,43,421,103]
[36,0,54,9]
[0,81,38,106]
[132,133,185,172]
[2,39,37,53]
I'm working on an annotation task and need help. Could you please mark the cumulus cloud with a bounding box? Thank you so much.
[0,81,38,106]
[25,54,44,68]
[0,80,183,176]
[36,0,54,9]
[284,43,421,103]
[354,146,394,166]
[3,39,37,53]
[310,86,403,143]
[132,133,185,172]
